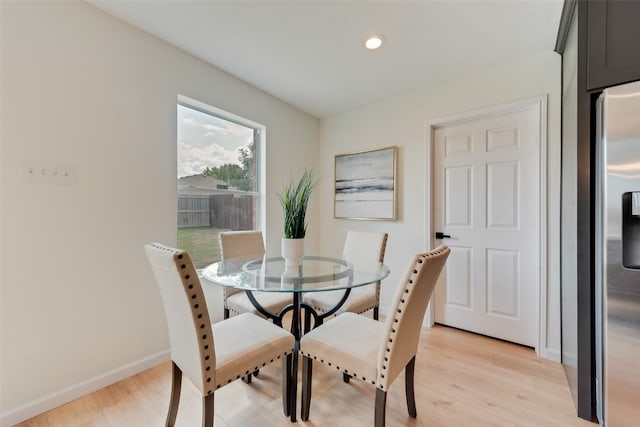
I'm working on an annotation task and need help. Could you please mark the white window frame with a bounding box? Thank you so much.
[177,94,266,243]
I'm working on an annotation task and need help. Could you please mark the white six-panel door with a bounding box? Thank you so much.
[433,104,541,347]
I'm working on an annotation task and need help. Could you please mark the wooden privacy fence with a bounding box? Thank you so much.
[178,194,254,230]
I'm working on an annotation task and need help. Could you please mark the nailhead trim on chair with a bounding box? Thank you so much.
[299,254,430,393]
[214,349,293,389]
[299,350,380,388]
[300,245,449,427]
[148,243,218,396]
[176,250,217,396]
[306,302,378,317]
[376,254,427,390]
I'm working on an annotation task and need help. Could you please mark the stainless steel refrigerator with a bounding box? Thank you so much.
[595,80,640,426]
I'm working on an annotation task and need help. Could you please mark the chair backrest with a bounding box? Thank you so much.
[376,246,450,390]
[218,231,265,298]
[342,230,388,266]
[144,243,216,396]
[343,231,388,300]
[219,230,265,260]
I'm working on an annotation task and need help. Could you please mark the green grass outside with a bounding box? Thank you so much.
[177,227,227,269]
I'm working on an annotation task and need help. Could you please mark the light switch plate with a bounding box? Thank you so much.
[21,161,76,185]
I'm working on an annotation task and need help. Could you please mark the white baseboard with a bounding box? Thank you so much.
[0,350,170,427]
[541,347,562,363]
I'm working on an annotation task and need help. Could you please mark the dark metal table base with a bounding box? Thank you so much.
[245,289,352,422]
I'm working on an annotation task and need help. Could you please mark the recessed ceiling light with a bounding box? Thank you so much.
[365,34,386,50]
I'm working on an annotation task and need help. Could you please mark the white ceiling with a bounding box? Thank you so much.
[89,0,564,118]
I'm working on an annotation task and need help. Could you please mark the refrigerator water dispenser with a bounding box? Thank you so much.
[622,191,640,269]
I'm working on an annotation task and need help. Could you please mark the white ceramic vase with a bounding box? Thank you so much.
[281,237,304,267]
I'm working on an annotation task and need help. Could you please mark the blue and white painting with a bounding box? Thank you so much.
[334,147,397,219]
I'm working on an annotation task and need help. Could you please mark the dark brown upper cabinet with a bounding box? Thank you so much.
[587,0,640,90]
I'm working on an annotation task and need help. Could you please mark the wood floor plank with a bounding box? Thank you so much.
[14,325,594,427]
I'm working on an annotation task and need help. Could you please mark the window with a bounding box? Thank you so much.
[177,97,262,269]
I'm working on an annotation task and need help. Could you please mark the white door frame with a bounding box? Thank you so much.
[424,95,549,359]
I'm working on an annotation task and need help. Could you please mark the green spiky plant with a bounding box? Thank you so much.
[278,170,317,239]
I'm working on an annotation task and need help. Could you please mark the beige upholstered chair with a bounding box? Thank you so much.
[144,243,295,427]
[299,246,450,427]
[218,230,291,320]
[304,231,388,320]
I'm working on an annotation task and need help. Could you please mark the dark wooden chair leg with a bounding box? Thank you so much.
[223,307,230,319]
[253,369,260,377]
[242,373,252,384]
[290,349,299,422]
[373,306,379,321]
[282,354,292,416]
[301,356,313,421]
[375,388,387,427]
[166,361,182,427]
[343,373,351,383]
[405,357,417,418]
[202,393,214,427]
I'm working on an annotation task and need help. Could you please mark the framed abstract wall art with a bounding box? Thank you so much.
[334,146,397,220]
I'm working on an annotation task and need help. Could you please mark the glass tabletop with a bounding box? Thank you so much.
[202,255,390,293]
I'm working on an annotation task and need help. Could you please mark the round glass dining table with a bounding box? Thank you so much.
[202,255,390,339]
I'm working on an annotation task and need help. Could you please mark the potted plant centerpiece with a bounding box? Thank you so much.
[278,170,316,267]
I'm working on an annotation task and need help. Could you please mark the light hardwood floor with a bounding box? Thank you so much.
[16,325,594,427]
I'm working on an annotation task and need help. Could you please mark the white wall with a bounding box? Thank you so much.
[0,1,318,424]
[317,51,562,360]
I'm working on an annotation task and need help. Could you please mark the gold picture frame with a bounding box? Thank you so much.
[334,146,397,220]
